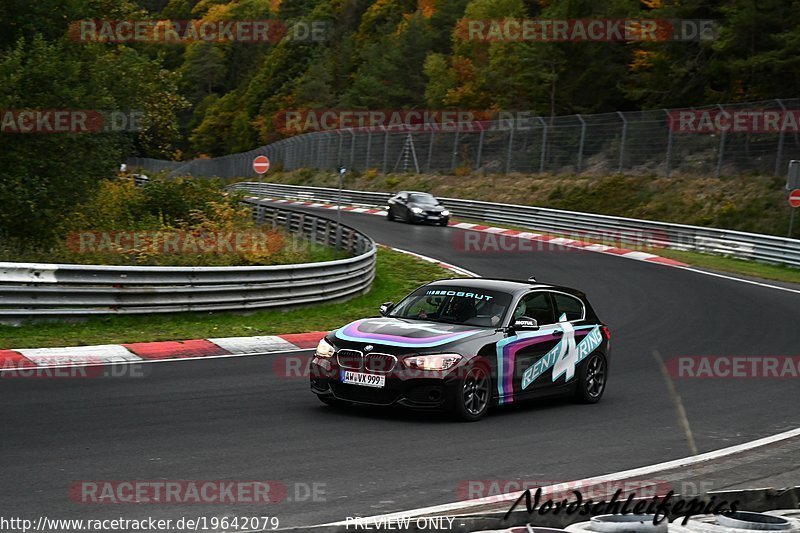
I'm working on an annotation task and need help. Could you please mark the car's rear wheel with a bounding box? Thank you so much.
[453,364,491,421]
[574,353,607,403]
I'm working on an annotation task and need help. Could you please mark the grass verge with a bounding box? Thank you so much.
[0,248,455,350]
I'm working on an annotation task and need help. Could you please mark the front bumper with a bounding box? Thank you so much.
[309,356,461,410]
[410,212,449,225]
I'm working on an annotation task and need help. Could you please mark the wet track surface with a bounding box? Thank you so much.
[2,206,800,528]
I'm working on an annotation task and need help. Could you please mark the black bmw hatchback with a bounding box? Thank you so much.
[386,191,450,225]
[310,278,611,421]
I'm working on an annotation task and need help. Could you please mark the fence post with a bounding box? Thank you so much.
[664,109,674,178]
[451,130,459,171]
[505,124,515,173]
[348,129,356,170]
[337,131,344,167]
[716,104,727,178]
[382,126,389,174]
[775,98,786,176]
[538,116,547,173]
[426,130,435,172]
[315,134,323,169]
[475,126,485,170]
[576,114,586,173]
[617,111,627,173]
[365,130,372,169]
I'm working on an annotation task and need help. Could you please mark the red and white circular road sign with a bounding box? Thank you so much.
[253,155,270,175]
[790,189,800,208]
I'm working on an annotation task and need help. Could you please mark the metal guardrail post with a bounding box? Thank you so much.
[538,117,547,173]
[365,130,372,169]
[716,104,727,178]
[576,114,586,173]
[475,127,485,170]
[505,125,514,173]
[348,129,356,170]
[451,130,459,171]
[426,130,435,173]
[381,126,389,174]
[617,111,627,173]
[664,109,674,178]
[775,98,787,176]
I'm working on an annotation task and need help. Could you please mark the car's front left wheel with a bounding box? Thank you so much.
[453,364,491,421]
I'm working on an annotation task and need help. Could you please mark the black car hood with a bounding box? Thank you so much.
[333,317,486,350]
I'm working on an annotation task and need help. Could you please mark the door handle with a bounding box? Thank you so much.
[551,330,563,337]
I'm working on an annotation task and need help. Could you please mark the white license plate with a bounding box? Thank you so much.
[426,215,439,220]
[341,370,385,388]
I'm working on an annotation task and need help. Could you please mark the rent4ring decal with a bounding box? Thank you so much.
[522,320,603,389]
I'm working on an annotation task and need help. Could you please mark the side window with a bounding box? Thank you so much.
[513,292,555,325]
[552,293,584,321]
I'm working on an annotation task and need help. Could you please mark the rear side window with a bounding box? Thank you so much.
[552,293,584,321]
[514,292,556,325]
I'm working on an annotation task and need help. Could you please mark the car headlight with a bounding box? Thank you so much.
[315,338,335,358]
[404,354,462,371]
[441,210,450,216]
[411,207,424,214]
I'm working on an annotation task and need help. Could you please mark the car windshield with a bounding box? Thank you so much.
[389,285,512,327]
[408,193,437,205]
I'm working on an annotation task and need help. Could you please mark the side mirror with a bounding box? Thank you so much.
[379,302,394,316]
[512,317,539,330]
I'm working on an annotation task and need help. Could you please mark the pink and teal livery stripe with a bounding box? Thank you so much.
[494,326,595,404]
[335,319,481,348]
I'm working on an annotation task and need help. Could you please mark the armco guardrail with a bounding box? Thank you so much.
[232,182,800,268]
[0,201,375,323]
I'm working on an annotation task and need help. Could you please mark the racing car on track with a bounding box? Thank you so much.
[310,278,610,421]
[386,191,450,225]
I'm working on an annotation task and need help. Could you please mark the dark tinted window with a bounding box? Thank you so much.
[408,193,436,204]
[513,292,555,325]
[552,293,584,321]
[390,285,513,327]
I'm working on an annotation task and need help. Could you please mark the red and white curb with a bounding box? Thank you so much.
[250,196,688,268]
[0,332,326,371]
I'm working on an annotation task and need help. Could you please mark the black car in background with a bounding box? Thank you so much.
[310,278,611,421]
[386,191,450,225]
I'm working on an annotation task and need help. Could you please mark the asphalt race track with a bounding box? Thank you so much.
[2,206,800,528]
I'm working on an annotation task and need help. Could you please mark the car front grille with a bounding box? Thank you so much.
[364,353,397,373]
[336,349,363,369]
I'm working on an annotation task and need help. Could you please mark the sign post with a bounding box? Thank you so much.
[253,155,270,189]
[334,166,346,259]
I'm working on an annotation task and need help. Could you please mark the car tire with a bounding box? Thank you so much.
[439,220,449,227]
[386,210,395,221]
[574,352,607,404]
[318,395,350,408]
[453,363,491,421]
